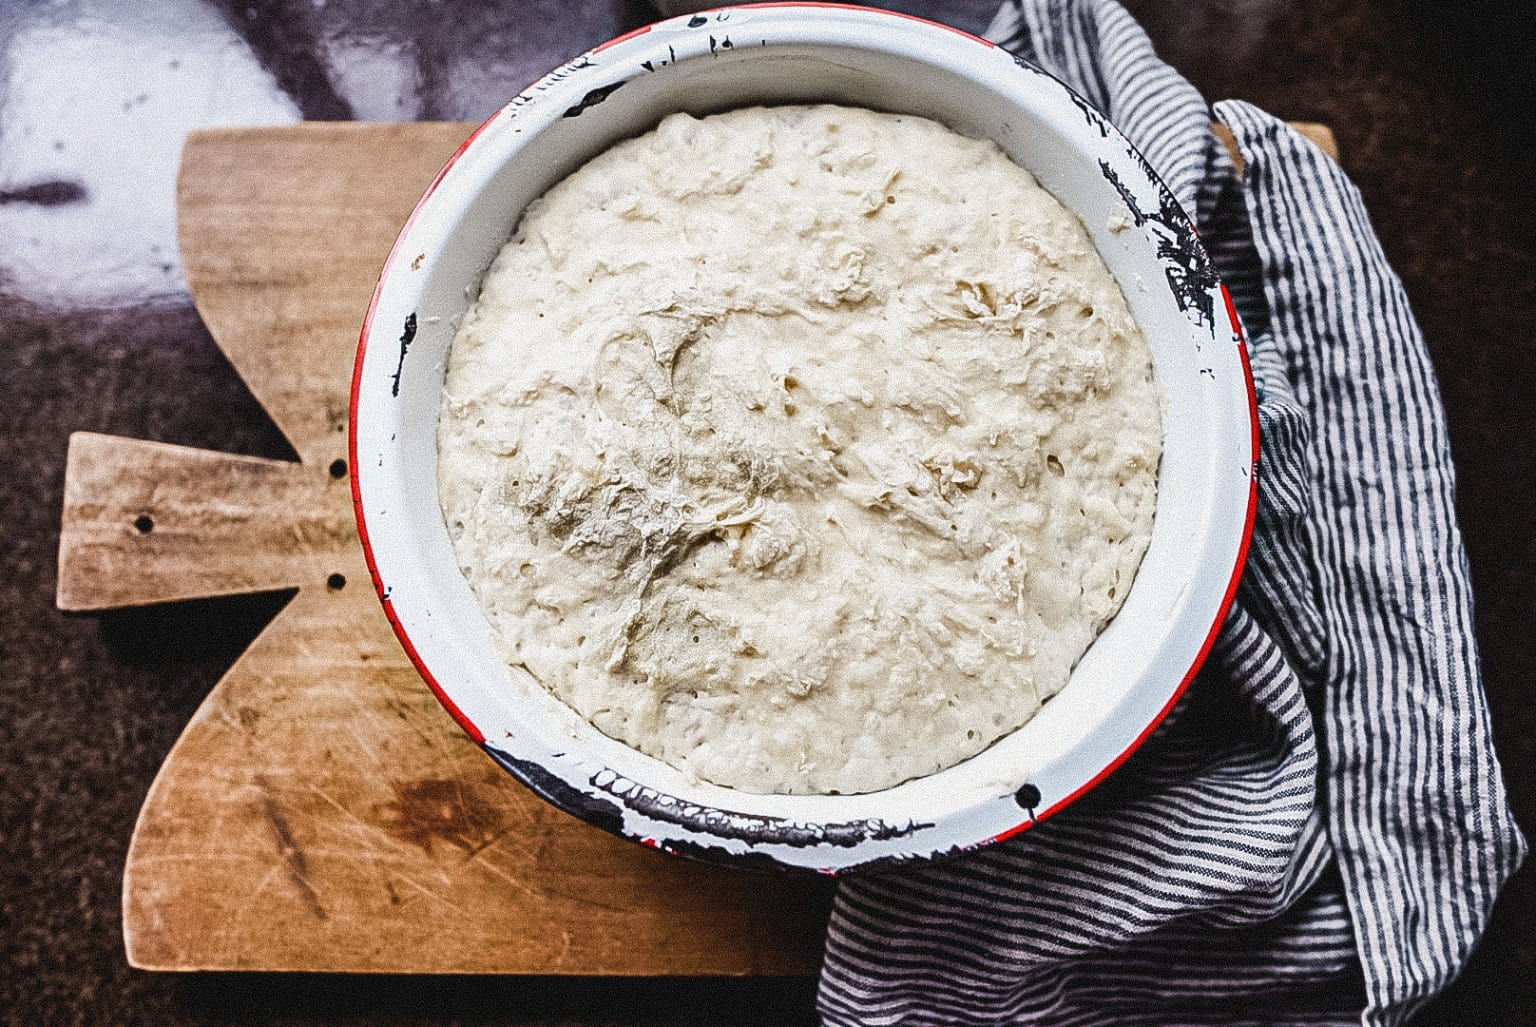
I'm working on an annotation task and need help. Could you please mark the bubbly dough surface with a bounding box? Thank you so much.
[437,105,1161,795]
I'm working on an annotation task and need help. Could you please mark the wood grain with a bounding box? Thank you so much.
[58,434,348,610]
[174,123,466,466]
[59,119,1336,975]
[123,576,832,973]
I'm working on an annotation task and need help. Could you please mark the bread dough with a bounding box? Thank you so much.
[437,105,1161,795]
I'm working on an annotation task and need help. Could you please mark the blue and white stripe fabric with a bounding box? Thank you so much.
[817,2,1525,1023]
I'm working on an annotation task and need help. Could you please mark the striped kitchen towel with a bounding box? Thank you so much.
[817,2,1526,1024]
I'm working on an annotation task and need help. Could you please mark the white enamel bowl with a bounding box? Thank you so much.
[351,3,1256,873]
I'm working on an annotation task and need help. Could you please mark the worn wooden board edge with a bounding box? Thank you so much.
[57,432,345,611]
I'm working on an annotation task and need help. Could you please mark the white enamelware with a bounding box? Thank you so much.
[351,3,1257,873]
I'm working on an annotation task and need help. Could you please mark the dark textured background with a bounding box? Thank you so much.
[1,1,1532,1024]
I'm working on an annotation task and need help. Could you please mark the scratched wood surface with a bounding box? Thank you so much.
[56,119,1336,975]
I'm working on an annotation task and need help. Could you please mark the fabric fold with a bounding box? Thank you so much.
[1214,99,1527,1022]
[817,4,1523,1025]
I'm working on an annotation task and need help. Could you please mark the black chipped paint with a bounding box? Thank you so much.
[1007,51,1220,327]
[707,35,734,56]
[1066,88,1113,138]
[484,745,626,836]
[658,838,795,873]
[562,80,626,119]
[1097,159,1217,328]
[1011,52,1111,139]
[1012,783,1040,833]
[841,842,980,876]
[1154,210,1218,328]
[507,56,596,113]
[666,836,990,876]
[1098,160,1147,227]
[687,14,707,27]
[592,770,930,848]
[388,312,416,397]
[640,45,678,74]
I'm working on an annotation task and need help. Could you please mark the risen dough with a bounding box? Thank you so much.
[437,105,1161,795]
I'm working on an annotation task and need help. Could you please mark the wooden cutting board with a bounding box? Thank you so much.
[57,119,1336,975]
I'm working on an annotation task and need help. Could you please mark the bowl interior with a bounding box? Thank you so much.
[353,8,1252,871]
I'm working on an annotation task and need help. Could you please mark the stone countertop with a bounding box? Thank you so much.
[2,1,1531,1024]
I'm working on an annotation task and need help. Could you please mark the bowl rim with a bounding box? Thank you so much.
[350,1,1259,873]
